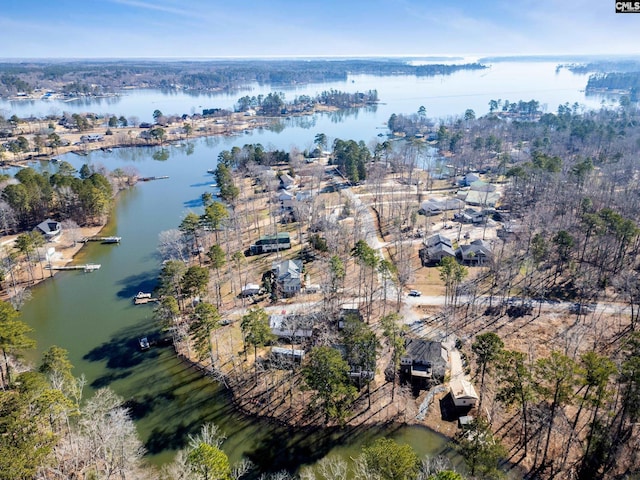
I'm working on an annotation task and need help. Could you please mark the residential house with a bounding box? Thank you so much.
[456,239,492,265]
[269,313,313,338]
[458,181,500,207]
[454,208,488,224]
[400,338,447,382]
[249,232,291,255]
[419,234,455,266]
[279,173,296,189]
[35,218,62,241]
[420,198,465,216]
[272,259,303,296]
[450,378,479,408]
[459,172,480,186]
[277,189,295,209]
[80,134,104,143]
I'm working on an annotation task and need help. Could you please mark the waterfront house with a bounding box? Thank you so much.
[249,232,291,254]
[35,218,62,241]
[400,338,447,382]
[80,134,104,143]
[272,259,303,296]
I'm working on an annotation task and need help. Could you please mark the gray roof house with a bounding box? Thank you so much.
[272,259,303,296]
[35,219,62,241]
[400,338,448,382]
[419,234,455,266]
[279,173,296,189]
[269,313,314,338]
[456,239,492,265]
[277,189,295,209]
[420,198,465,216]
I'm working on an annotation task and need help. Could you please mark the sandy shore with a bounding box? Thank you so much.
[0,225,104,302]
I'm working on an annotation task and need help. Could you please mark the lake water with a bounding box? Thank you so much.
[6,60,600,476]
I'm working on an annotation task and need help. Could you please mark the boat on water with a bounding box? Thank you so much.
[134,292,152,300]
[207,168,216,174]
[139,337,150,350]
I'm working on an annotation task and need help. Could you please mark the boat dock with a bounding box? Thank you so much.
[139,175,169,182]
[82,236,121,244]
[47,264,101,272]
[134,297,158,305]
[133,292,158,305]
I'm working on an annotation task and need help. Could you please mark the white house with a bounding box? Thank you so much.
[450,378,479,408]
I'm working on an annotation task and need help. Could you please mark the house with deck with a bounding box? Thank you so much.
[400,338,447,383]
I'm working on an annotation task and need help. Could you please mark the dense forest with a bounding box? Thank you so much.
[0,59,486,96]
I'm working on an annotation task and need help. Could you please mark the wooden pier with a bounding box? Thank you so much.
[47,264,101,272]
[134,297,158,305]
[133,292,157,305]
[82,236,121,244]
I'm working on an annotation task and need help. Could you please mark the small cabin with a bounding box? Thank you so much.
[240,284,261,297]
[271,346,305,364]
[450,378,479,408]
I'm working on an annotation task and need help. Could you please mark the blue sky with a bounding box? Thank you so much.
[1,0,639,58]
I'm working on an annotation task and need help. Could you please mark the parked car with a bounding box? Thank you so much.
[408,290,422,297]
[569,302,596,314]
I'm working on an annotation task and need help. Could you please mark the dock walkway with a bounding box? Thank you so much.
[82,236,121,243]
[47,264,101,272]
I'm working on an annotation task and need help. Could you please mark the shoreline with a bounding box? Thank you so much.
[0,224,106,303]
[0,101,459,443]
[2,103,351,168]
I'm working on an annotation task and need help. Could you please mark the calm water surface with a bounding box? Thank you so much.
[9,61,598,474]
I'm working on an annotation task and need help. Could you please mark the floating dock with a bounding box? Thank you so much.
[47,264,101,272]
